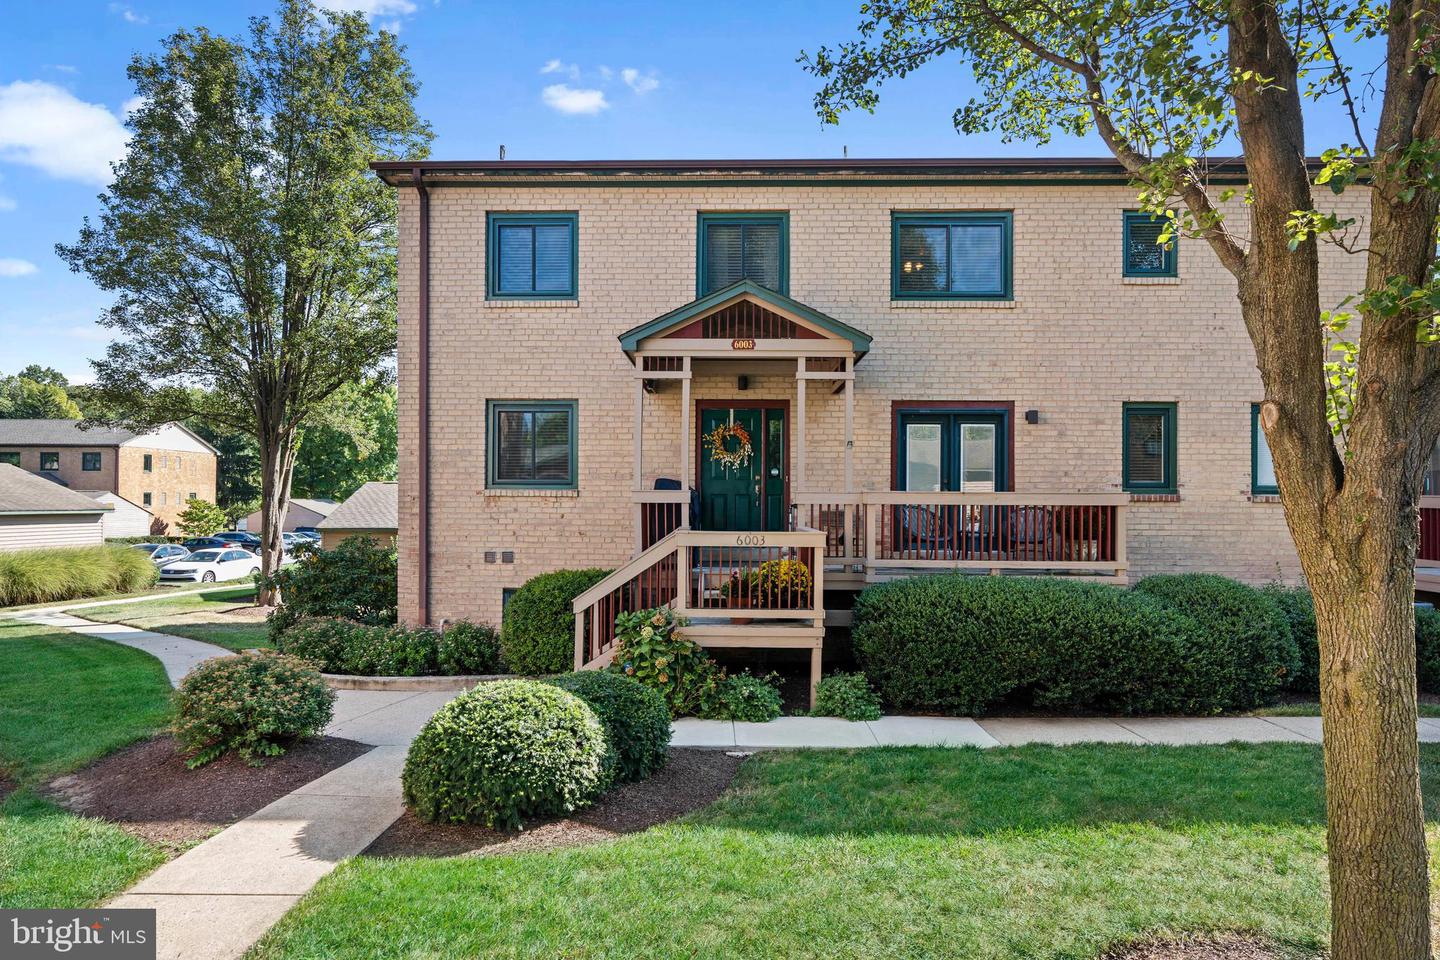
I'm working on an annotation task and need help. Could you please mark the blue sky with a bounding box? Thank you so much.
[0,1,1380,383]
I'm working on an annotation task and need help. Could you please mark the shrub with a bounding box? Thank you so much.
[437,620,503,675]
[1135,574,1300,712]
[174,651,335,767]
[176,498,227,537]
[265,536,397,640]
[1267,584,1440,695]
[812,672,883,721]
[609,606,723,717]
[276,617,355,672]
[852,574,1201,715]
[0,544,157,607]
[547,671,671,784]
[401,679,606,828]
[499,568,611,674]
[346,625,440,677]
[705,672,783,722]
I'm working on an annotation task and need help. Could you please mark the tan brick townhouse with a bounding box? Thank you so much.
[374,156,1439,691]
[0,419,218,533]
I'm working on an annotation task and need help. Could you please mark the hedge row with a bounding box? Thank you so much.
[0,544,157,607]
[278,617,502,676]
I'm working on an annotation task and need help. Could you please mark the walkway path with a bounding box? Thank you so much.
[22,611,1440,959]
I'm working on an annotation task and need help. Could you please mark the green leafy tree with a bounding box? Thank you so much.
[57,0,431,604]
[0,374,82,419]
[292,380,397,500]
[803,4,1440,956]
[188,414,263,517]
[16,365,68,387]
[176,498,227,537]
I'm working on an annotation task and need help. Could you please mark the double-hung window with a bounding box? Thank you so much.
[1123,211,1178,277]
[82,452,101,471]
[697,213,788,295]
[1251,404,1279,496]
[487,401,577,489]
[39,452,59,471]
[1122,403,1177,494]
[487,213,578,299]
[892,213,1012,300]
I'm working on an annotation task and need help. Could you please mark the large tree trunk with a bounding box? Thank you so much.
[257,424,299,607]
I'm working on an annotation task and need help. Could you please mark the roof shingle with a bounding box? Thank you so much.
[0,463,110,515]
[316,482,397,531]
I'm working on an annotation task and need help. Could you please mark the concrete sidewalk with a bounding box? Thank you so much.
[15,610,233,687]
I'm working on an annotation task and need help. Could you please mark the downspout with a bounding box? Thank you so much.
[411,167,431,625]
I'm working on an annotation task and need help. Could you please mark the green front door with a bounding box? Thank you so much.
[700,407,785,531]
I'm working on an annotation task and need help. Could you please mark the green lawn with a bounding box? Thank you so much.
[0,619,173,908]
[0,581,189,613]
[249,743,1440,960]
[77,585,271,652]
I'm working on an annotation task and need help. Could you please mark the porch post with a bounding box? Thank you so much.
[843,360,855,491]
[680,356,692,499]
[795,357,807,492]
[634,375,645,552]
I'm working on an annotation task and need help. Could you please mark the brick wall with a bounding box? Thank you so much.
[396,178,1371,626]
[117,446,218,532]
[0,446,119,494]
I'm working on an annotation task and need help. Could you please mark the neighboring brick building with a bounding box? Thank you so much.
[0,420,219,533]
[373,157,1380,639]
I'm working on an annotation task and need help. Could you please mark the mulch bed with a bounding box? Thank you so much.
[365,747,746,858]
[48,735,370,850]
[1101,934,1297,959]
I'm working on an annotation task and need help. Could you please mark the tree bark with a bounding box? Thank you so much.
[256,423,298,607]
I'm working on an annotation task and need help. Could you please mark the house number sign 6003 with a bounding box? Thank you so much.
[735,534,766,546]
[731,338,756,350]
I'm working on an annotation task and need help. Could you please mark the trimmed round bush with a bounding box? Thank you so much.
[852,574,1201,715]
[1263,584,1318,693]
[812,672,883,721]
[437,620,503,675]
[174,651,335,768]
[1135,573,1299,711]
[547,671,671,784]
[499,568,612,674]
[705,673,784,722]
[402,679,607,828]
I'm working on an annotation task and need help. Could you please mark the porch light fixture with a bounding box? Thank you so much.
[1025,409,1040,424]
[738,375,749,391]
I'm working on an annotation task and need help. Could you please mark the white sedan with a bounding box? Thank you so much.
[159,548,262,583]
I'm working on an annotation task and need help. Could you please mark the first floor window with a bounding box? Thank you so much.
[1122,403,1177,493]
[1252,404,1278,495]
[487,400,577,489]
[1426,440,1440,495]
[896,407,1010,492]
[189,492,197,500]
[39,452,59,471]
[892,213,1012,300]
[160,492,167,506]
[1122,211,1178,277]
[82,452,102,471]
[698,213,788,295]
[142,492,152,507]
[487,213,578,299]
[0,452,18,466]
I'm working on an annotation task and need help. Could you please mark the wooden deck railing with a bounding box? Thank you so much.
[575,527,827,670]
[1422,497,1440,563]
[634,490,689,551]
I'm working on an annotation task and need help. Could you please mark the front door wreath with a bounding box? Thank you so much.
[702,421,753,470]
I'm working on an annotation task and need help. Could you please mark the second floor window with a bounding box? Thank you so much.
[143,454,153,472]
[698,213,788,295]
[487,213,578,299]
[82,452,102,471]
[487,400,577,489]
[1123,211,1178,277]
[39,452,59,471]
[892,213,1012,300]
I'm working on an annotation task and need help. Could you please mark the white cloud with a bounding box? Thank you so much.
[48,65,78,74]
[316,0,418,16]
[622,68,660,95]
[541,84,608,115]
[540,59,581,81]
[598,65,613,81]
[0,81,130,184]
[108,3,148,24]
[0,258,38,278]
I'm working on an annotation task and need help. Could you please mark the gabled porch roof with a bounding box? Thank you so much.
[617,280,872,360]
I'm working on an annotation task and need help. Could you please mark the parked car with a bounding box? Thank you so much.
[281,531,316,551]
[213,531,261,548]
[158,548,262,583]
[132,543,190,565]
[182,537,230,551]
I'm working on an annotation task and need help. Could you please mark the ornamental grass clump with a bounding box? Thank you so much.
[609,606,723,717]
[402,679,607,828]
[0,544,157,607]
[174,651,335,768]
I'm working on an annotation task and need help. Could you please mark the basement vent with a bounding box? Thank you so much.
[501,551,515,564]
[484,551,497,564]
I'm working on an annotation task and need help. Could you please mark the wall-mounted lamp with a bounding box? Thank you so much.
[1024,409,1040,425]
[737,375,750,391]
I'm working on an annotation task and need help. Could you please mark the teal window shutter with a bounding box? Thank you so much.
[487,213,578,299]
[892,213,1012,300]
[698,213,788,295]
[1123,211,1178,277]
